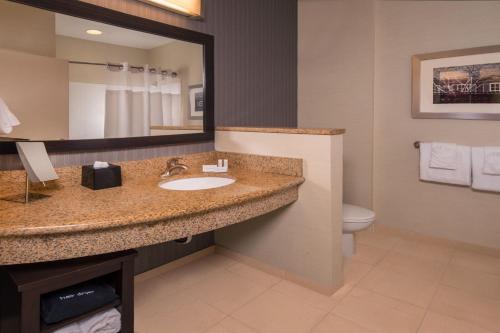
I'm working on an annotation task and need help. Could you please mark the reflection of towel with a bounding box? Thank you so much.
[430,142,457,170]
[78,308,121,333]
[420,143,471,186]
[53,323,81,333]
[472,147,500,192]
[483,147,500,175]
[0,97,20,134]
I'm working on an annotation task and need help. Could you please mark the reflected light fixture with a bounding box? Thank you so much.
[86,29,103,35]
[138,0,202,18]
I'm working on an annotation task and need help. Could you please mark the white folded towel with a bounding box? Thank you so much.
[53,323,81,333]
[78,308,121,333]
[482,147,500,175]
[0,97,20,135]
[420,142,471,186]
[429,142,458,170]
[472,147,500,192]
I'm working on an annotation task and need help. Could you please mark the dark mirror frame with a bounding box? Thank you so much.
[0,0,214,155]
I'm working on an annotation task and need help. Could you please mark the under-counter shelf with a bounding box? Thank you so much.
[0,250,137,333]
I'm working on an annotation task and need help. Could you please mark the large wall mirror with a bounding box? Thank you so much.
[0,0,214,154]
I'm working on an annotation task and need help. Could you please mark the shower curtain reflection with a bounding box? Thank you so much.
[104,63,181,138]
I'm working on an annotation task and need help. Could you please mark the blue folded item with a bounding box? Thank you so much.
[41,281,119,324]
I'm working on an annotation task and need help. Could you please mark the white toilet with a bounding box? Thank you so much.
[342,204,376,257]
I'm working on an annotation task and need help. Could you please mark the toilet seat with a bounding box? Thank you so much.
[342,204,376,257]
[343,204,375,223]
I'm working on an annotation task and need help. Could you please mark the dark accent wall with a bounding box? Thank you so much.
[199,0,298,127]
[134,232,215,275]
[0,141,214,170]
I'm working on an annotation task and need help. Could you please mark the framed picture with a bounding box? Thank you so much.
[188,85,204,120]
[412,45,500,120]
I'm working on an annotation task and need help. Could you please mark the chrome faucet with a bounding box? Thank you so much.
[161,158,188,178]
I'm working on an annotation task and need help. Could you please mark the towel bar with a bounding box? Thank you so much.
[414,141,420,149]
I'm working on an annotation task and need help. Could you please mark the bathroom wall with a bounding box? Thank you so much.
[298,0,374,209]
[0,49,69,140]
[215,130,344,294]
[0,1,56,57]
[373,1,500,249]
[299,0,500,249]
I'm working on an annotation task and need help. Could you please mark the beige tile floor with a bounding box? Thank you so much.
[134,225,500,333]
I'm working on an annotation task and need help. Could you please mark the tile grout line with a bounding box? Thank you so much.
[201,311,259,333]
[226,314,261,333]
[138,255,246,332]
[303,257,375,332]
[333,230,462,333]
[139,231,500,332]
[426,285,500,333]
[185,266,270,332]
[429,248,500,332]
[222,262,283,290]
[329,239,396,312]
[336,246,433,332]
[322,253,384,331]
[306,312,331,333]
[202,310,230,332]
[440,251,500,302]
[414,244,458,332]
[208,287,271,332]
[338,238,499,333]
[204,268,281,329]
[310,302,380,333]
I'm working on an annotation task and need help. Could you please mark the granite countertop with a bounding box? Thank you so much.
[0,152,304,264]
[0,169,303,237]
[0,151,304,237]
[216,126,346,135]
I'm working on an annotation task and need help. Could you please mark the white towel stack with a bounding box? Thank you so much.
[0,97,20,134]
[419,142,471,186]
[429,143,458,170]
[483,147,500,175]
[53,308,121,333]
[472,147,500,192]
[54,323,81,333]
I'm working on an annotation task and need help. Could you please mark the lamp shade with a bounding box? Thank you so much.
[138,0,202,17]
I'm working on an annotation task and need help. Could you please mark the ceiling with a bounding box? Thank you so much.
[55,13,174,50]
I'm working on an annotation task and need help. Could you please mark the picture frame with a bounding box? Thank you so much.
[412,45,500,120]
[188,84,204,120]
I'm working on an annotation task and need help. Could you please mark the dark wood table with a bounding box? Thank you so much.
[0,250,137,333]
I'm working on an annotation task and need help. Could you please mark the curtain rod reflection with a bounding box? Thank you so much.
[68,60,178,77]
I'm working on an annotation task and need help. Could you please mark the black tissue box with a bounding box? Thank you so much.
[82,164,122,190]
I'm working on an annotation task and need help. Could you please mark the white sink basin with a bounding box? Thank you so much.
[159,177,235,191]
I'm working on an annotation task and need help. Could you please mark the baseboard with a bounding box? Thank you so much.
[134,245,215,283]
[215,246,339,296]
[375,223,500,258]
[134,244,341,295]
